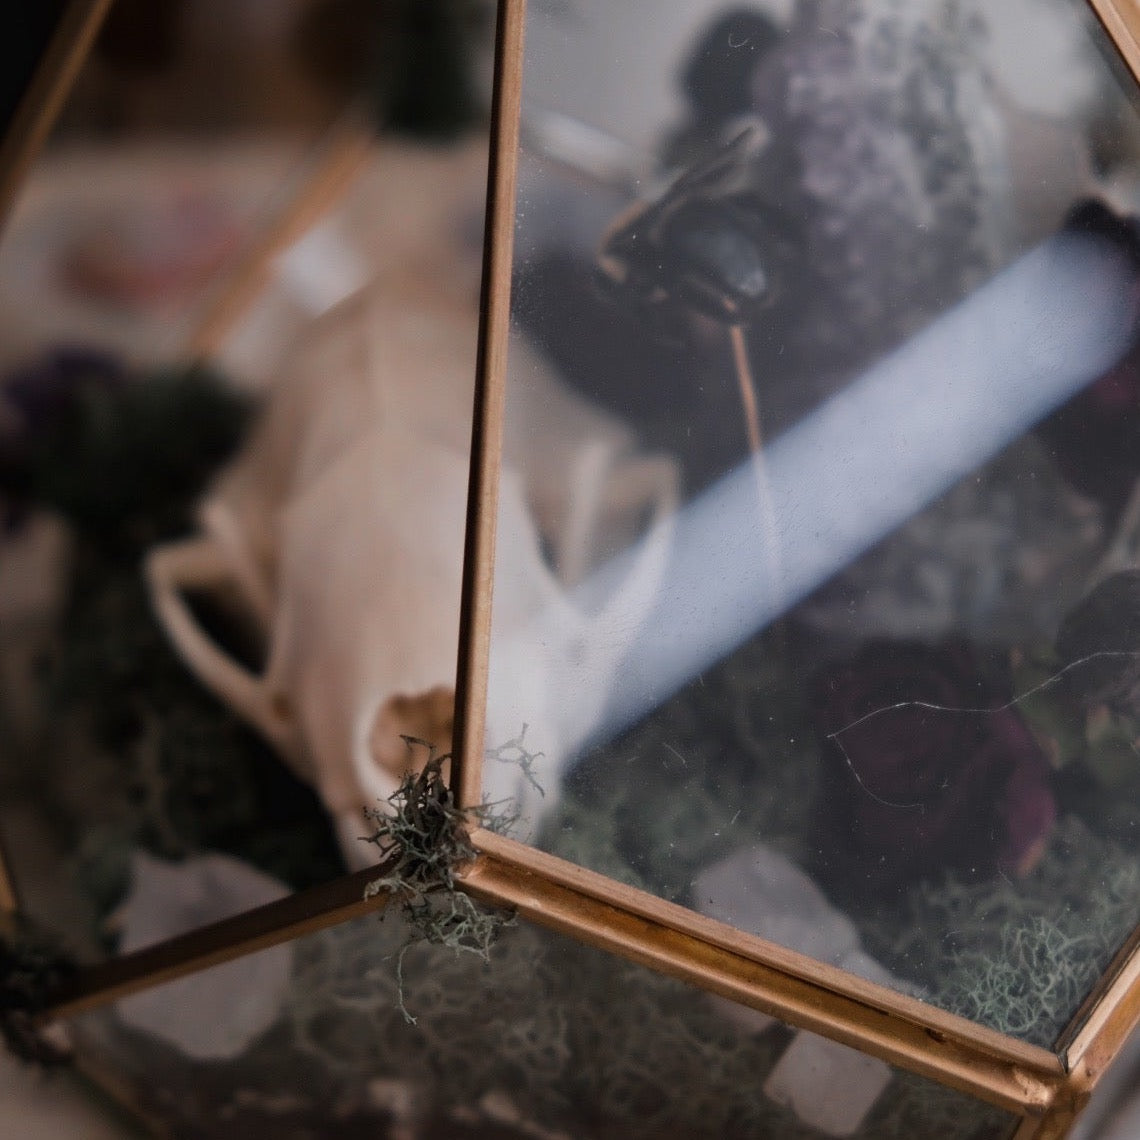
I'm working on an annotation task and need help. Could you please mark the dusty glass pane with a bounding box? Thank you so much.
[0,3,494,958]
[70,906,1017,1139]
[481,0,1140,1046]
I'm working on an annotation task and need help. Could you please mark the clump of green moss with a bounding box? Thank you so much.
[857,815,1140,1047]
[362,741,516,1023]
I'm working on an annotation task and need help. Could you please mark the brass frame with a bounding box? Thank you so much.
[187,116,375,358]
[1088,0,1140,77]
[0,0,114,237]
[3,1,1140,1137]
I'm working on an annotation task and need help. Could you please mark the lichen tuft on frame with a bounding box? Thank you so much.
[361,737,522,1022]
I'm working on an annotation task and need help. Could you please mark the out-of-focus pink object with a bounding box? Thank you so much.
[61,191,241,312]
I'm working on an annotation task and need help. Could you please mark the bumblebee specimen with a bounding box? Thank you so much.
[596,127,802,328]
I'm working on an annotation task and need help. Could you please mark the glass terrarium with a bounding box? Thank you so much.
[5,1,1140,1138]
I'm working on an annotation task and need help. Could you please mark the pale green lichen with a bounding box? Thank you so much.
[857,816,1140,1047]
[360,738,517,1023]
[941,915,1109,1041]
[484,724,545,805]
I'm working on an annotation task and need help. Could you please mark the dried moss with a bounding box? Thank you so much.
[361,740,517,1023]
[73,849,1014,1136]
[856,816,1140,1046]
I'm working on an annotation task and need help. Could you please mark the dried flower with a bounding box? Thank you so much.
[808,641,1055,900]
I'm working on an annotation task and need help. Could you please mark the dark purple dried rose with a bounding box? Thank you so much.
[808,641,1056,901]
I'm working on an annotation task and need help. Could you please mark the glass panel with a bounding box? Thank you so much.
[69,906,1017,1139]
[0,1,494,958]
[481,0,1140,1045]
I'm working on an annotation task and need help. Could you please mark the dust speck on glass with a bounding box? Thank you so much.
[482,0,1140,1056]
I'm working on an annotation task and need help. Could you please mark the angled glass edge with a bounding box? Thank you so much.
[452,0,527,814]
[67,902,1021,1140]
[1026,2,1140,1121]
[44,863,394,1022]
[450,0,1140,1131]
[0,0,113,236]
[1069,0,1140,1094]
[39,830,1062,1121]
[462,826,1062,1118]
[1088,0,1140,86]
[1057,925,1140,1095]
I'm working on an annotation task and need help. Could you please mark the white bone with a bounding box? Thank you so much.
[147,269,678,867]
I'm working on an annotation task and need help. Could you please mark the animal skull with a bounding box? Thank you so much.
[147,268,677,867]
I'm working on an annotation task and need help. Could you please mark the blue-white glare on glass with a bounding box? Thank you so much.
[484,227,1140,832]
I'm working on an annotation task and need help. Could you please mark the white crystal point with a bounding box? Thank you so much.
[764,1029,892,1137]
[116,851,292,1060]
[692,842,908,1131]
